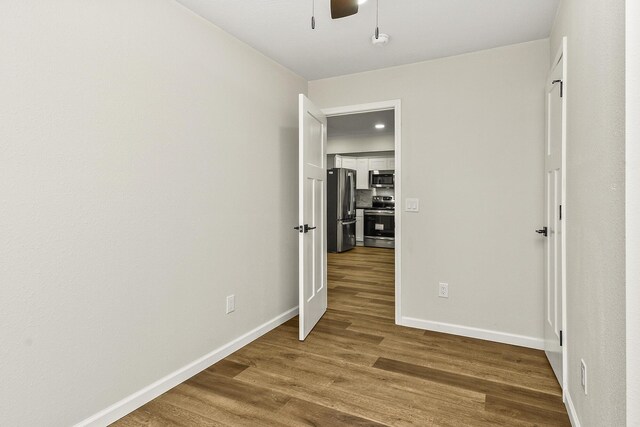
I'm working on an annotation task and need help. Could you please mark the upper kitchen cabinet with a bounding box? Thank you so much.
[368,157,394,171]
[368,157,387,171]
[335,154,393,189]
[386,157,395,170]
[342,157,357,170]
[356,158,369,189]
[335,155,357,170]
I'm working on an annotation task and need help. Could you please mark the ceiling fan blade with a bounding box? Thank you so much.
[331,0,358,19]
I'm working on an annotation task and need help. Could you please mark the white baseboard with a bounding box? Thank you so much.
[74,307,299,427]
[399,316,544,350]
[565,390,581,427]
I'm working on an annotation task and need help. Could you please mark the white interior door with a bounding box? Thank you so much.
[298,94,327,341]
[543,54,565,386]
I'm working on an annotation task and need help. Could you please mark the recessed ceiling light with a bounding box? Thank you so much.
[358,0,368,4]
[375,123,385,129]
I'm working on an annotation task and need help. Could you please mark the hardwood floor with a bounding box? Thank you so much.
[114,246,569,426]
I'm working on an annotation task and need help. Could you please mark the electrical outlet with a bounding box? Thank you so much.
[438,283,449,298]
[581,359,587,394]
[226,295,235,314]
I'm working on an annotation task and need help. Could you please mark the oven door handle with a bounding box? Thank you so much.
[364,211,395,217]
[341,219,357,225]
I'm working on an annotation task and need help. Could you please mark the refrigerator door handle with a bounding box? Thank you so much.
[346,172,354,216]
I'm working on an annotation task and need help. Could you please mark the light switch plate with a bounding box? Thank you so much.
[226,295,235,314]
[406,198,419,212]
[581,359,587,394]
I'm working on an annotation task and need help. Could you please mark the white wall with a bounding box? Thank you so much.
[328,133,394,154]
[627,0,640,425]
[550,1,626,425]
[0,1,305,425]
[310,40,549,347]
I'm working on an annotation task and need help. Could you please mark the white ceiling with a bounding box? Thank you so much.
[328,110,394,138]
[177,0,559,80]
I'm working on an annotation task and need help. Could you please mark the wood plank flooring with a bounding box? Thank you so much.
[114,246,569,426]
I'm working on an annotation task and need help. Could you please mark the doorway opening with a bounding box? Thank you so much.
[323,100,402,325]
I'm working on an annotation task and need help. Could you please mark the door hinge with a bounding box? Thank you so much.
[560,330,563,347]
[552,79,563,98]
[559,204,562,221]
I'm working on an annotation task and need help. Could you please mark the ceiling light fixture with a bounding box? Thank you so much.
[358,0,368,4]
[370,0,389,46]
[371,33,389,46]
[375,123,385,129]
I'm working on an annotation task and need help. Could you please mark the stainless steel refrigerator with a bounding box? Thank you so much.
[327,168,357,253]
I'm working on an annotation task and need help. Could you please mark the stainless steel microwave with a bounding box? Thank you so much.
[369,170,395,188]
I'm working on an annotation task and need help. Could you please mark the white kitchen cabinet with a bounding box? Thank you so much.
[356,209,364,243]
[334,155,342,168]
[386,157,395,170]
[335,155,357,169]
[341,157,357,170]
[356,158,369,189]
[368,157,388,171]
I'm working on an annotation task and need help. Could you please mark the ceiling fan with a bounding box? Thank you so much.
[330,0,360,19]
[312,0,386,44]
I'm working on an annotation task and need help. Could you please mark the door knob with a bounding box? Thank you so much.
[536,227,548,237]
[304,224,317,233]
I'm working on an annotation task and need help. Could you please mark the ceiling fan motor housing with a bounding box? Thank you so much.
[331,0,359,19]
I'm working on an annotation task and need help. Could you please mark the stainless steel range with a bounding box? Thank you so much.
[364,196,395,249]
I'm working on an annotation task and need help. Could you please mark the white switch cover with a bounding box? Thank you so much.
[226,295,235,314]
[406,198,419,212]
[581,359,587,394]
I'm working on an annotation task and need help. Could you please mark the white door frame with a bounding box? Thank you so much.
[548,37,568,398]
[626,1,640,424]
[321,100,402,323]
